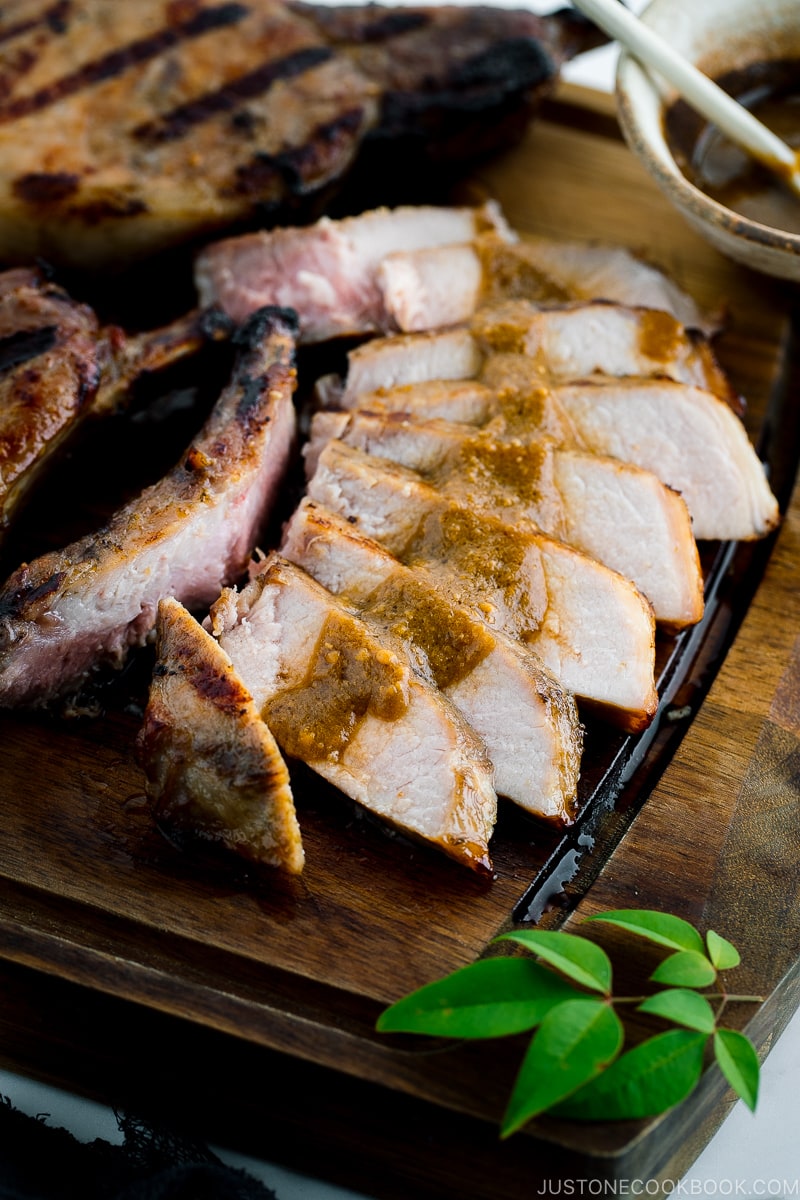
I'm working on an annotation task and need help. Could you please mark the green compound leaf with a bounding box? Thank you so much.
[376,956,581,1039]
[494,930,612,995]
[501,999,624,1137]
[714,1029,760,1111]
[650,950,718,988]
[638,988,716,1033]
[706,930,742,971]
[555,1029,708,1121]
[586,910,706,955]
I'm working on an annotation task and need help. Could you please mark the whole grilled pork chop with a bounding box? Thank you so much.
[0,0,603,268]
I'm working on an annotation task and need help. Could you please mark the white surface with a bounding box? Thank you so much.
[3,1,798,1195]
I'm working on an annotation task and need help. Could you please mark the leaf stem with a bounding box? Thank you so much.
[613,993,764,1005]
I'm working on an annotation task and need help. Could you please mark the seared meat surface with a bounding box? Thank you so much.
[138,596,304,872]
[209,554,498,872]
[281,498,583,821]
[0,0,603,268]
[0,264,233,545]
[0,306,297,707]
[0,267,102,539]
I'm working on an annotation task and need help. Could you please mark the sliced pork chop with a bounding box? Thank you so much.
[209,554,498,873]
[550,379,780,542]
[195,202,511,337]
[138,596,304,873]
[378,232,718,335]
[305,412,704,629]
[323,366,778,542]
[307,440,658,730]
[471,301,739,407]
[280,498,583,820]
[0,306,297,708]
[321,300,738,412]
[0,1,603,269]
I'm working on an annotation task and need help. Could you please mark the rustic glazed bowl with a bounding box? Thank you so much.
[615,0,800,281]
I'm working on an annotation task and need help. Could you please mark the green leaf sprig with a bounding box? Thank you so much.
[376,909,762,1136]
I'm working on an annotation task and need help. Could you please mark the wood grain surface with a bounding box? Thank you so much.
[1,82,799,1194]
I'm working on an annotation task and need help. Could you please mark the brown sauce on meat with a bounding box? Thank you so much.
[637,309,683,363]
[457,436,547,506]
[263,610,408,762]
[665,60,800,235]
[406,507,548,639]
[479,239,569,305]
[365,576,494,689]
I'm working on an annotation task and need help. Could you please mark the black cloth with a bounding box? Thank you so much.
[0,1097,278,1200]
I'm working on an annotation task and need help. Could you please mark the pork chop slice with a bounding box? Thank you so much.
[209,555,497,873]
[322,366,778,543]
[378,231,718,335]
[281,498,583,821]
[471,301,739,406]
[137,596,304,873]
[549,379,780,542]
[195,202,511,337]
[0,306,297,708]
[322,300,738,411]
[305,411,703,630]
[307,440,658,730]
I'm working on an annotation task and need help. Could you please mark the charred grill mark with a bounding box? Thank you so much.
[134,45,334,145]
[230,106,364,197]
[356,12,429,43]
[65,195,149,224]
[0,326,57,372]
[446,38,555,92]
[0,0,71,46]
[0,2,249,124]
[0,570,65,621]
[13,171,80,204]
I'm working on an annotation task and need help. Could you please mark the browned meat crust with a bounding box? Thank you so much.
[0,305,298,708]
[138,595,304,872]
[0,267,103,536]
[0,0,604,267]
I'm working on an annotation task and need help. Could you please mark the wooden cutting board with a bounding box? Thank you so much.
[1,83,799,1195]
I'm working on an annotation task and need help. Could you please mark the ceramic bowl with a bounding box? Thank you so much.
[615,0,800,281]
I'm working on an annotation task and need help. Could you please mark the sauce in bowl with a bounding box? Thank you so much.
[665,60,800,235]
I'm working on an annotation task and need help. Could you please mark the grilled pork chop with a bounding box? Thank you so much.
[472,301,739,406]
[281,498,583,821]
[209,555,498,873]
[306,411,704,629]
[322,367,778,543]
[0,306,297,707]
[0,1,603,268]
[195,202,512,338]
[322,300,738,411]
[0,265,233,544]
[196,207,714,340]
[138,596,304,872]
[0,267,102,539]
[378,232,718,335]
[307,439,658,730]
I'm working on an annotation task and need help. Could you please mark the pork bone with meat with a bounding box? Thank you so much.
[0,307,297,708]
